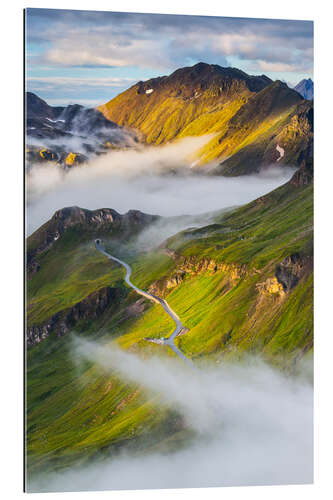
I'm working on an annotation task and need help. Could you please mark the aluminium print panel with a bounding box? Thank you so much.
[24,7,314,493]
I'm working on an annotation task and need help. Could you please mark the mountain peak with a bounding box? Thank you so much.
[294,78,313,100]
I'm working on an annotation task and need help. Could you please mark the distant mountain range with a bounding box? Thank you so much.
[25,92,136,168]
[99,62,313,174]
[25,63,313,176]
[294,78,314,100]
[26,92,120,140]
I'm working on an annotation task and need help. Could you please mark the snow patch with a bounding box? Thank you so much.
[145,89,154,95]
[276,144,285,162]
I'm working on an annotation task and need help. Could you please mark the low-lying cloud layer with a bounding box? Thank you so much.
[26,137,295,236]
[28,338,313,492]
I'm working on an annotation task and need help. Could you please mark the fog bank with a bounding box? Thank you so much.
[28,338,313,492]
[26,137,295,235]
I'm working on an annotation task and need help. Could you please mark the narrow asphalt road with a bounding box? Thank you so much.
[95,240,193,367]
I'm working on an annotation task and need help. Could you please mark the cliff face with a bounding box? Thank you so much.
[275,253,313,292]
[27,286,124,347]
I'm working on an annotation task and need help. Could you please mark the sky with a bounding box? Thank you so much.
[25,8,313,107]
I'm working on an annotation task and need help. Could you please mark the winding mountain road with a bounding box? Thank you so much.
[95,240,193,367]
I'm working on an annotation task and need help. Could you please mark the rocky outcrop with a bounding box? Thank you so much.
[26,146,88,169]
[148,255,247,297]
[26,286,123,347]
[294,78,314,100]
[291,161,313,187]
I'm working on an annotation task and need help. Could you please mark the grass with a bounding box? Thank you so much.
[26,180,313,476]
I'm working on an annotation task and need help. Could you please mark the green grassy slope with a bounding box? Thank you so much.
[98,63,312,171]
[26,179,313,477]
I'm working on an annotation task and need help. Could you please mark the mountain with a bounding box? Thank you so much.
[26,92,64,122]
[99,62,313,172]
[27,206,158,284]
[99,62,271,146]
[25,93,137,168]
[294,78,314,100]
[26,92,119,140]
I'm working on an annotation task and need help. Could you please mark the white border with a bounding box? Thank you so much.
[1,1,332,499]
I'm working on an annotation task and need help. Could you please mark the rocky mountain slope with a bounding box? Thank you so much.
[99,62,313,172]
[25,93,136,168]
[294,78,314,100]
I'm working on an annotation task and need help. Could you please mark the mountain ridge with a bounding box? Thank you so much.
[25,92,136,168]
